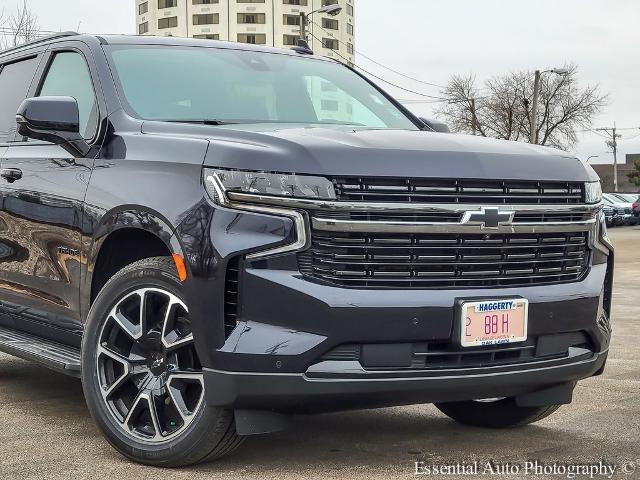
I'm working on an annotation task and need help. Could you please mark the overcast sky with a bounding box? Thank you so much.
[13,0,640,164]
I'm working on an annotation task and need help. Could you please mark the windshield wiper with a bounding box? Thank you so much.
[159,119,239,126]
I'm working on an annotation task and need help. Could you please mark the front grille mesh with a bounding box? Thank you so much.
[298,231,590,289]
[332,178,585,204]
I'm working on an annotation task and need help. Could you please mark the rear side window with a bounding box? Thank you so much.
[0,56,39,143]
[39,52,98,140]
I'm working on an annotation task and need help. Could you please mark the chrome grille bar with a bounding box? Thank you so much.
[227,191,600,214]
[298,231,590,289]
[311,216,596,234]
[332,178,585,204]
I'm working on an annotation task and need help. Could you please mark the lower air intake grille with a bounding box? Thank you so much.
[320,332,593,371]
[298,231,590,289]
[224,257,240,339]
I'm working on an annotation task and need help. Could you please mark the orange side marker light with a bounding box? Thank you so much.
[172,253,188,282]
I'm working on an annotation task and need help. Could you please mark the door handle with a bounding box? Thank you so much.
[0,168,23,183]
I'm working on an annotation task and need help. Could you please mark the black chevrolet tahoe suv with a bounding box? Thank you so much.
[0,33,614,467]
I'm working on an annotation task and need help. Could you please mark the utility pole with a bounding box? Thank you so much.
[184,0,189,38]
[530,70,541,144]
[612,125,619,193]
[529,68,569,144]
[470,98,477,135]
[298,4,341,47]
[299,12,307,42]
[596,124,623,192]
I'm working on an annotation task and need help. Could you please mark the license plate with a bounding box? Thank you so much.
[460,299,528,348]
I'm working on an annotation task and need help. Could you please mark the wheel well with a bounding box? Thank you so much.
[90,228,172,304]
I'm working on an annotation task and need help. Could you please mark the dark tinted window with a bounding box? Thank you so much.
[0,56,39,143]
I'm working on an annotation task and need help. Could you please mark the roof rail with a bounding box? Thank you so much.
[0,31,79,56]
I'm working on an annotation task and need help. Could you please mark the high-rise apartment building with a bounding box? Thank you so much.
[135,0,355,65]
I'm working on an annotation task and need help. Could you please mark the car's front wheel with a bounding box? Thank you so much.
[82,257,243,467]
[435,397,561,429]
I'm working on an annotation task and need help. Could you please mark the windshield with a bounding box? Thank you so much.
[105,45,419,130]
[618,194,637,202]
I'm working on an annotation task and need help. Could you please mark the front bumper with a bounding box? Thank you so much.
[204,350,607,411]
[175,198,614,411]
[205,260,612,410]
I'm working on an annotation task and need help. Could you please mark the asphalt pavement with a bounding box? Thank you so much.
[0,227,638,480]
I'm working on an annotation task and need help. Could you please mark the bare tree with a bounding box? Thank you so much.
[0,8,6,41]
[436,65,608,150]
[0,1,40,50]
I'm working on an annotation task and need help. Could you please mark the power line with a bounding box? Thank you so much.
[624,132,640,141]
[397,96,490,105]
[308,31,451,101]
[309,19,445,89]
[0,26,66,35]
[579,128,612,140]
[355,67,450,100]
[308,31,491,106]
[307,21,498,105]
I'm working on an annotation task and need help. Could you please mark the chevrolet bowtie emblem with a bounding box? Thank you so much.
[461,207,515,229]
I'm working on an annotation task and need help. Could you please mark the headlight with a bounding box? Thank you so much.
[585,181,602,204]
[204,168,336,201]
[202,168,312,260]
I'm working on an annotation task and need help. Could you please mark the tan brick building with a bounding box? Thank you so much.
[135,0,355,65]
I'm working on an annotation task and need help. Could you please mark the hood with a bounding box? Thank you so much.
[141,122,597,182]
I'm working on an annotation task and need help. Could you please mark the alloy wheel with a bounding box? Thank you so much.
[95,288,205,443]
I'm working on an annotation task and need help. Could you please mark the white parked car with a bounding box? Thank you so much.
[603,193,634,225]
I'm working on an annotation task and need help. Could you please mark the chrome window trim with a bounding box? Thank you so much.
[206,174,309,260]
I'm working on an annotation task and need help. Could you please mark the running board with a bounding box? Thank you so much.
[0,326,81,377]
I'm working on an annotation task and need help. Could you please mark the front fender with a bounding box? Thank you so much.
[81,206,186,320]
[172,196,296,368]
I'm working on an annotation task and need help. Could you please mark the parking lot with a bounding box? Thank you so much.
[0,227,638,480]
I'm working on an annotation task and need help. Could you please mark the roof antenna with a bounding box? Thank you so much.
[291,38,313,55]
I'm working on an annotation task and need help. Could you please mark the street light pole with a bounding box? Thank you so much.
[298,4,342,47]
[471,97,477,135]
[611,125,619,193]
[529,68,569,144]
[300,12,307,42]
[530,70,541,144]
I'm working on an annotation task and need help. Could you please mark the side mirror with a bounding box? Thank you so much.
[419,117,451,133]
[16,96,91,157]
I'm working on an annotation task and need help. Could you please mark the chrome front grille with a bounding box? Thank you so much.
[221,175,598,289]
[298,231,590,289]
[315,211,592,224]
[332,178,585,204]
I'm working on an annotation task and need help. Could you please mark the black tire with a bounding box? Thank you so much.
[435,398,561,429]
[81,256,243,467]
